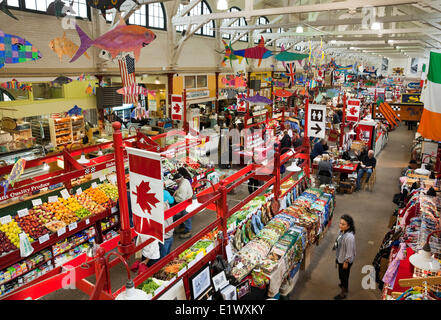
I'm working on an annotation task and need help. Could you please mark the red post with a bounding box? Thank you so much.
[183,89,188,133]
[339,92,347,148]
[217,180,229,248]
[215,72,219,114]
[112,122,135,257]
[302,94,311,178]
[274,150,281,201]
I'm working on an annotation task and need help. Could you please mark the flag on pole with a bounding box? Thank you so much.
[420,63,427,88]
[118,55,137,104]
[171,95,184,121]
[126,147,164,242]
[419,51,441,142]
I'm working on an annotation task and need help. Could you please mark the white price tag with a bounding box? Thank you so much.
[48,196,58,203]
[177,266,187,277]
[32,199,42,207]
[154,285,165,297]
[38,234,50,244]
[109,175,117,185]
[236,262,244,269]
[85,219,90,225]
[76,188,82,195]
[68,222,77,231]
[0,215,12,225]
[111,207,118,214]
[17,208,29,218]
[146,293,152,300]
[195,252,204,261]
[91,182,98,189]
[60,189,70,200]
[225,244,234,263]
[188,259,197,269]
[99,175,106,182]
[169,276,176,283]
[206,243,214,254]
[57,227,66,237]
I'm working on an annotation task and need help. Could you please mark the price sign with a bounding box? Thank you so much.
[68,222,78,231]
[188,259,197,269]
[225,244,234,263]
[109,175,117,185]
[57,227,66,237]
[111,207,118,214]
[177,266,187,277]
[0,215,12,225]
[91,182,98,189]
[99,175,106,182]
[48,196,58,203]
[60,189,70,200]
[32,199,42,207]
[85,219,90,225]
[17,208,29,218]
[154,285,165,297]
[206,243,214,254]
[38,234,50,244]
[195,252,204,262]
[76,188,82,195]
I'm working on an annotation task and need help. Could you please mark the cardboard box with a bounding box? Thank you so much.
[301,246,314,271]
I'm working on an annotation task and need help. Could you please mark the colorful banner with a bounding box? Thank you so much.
[126,147,164,242]
[346,99,361,122]
[356,124,374,149]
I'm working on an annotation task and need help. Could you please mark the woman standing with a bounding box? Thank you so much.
[333,215,356,300]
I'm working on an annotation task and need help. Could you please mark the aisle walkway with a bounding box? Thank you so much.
[290,125,415,300]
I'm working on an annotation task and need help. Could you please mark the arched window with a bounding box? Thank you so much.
[276,28,284,48]
[176,0,215,38]
[105,3,166,30]
[222,7,248,42]
[254,16,271,44]
[10,0,89,19]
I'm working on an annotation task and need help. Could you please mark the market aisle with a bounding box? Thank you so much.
[289,124,415,300]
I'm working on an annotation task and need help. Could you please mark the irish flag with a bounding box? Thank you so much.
[419,51,441,142]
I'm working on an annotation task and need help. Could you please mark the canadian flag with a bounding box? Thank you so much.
[126,147,164,243]
[171,94,184,121]
[346,99,361,122]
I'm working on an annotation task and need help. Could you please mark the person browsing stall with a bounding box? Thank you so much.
[317,153,333,185]
[310,138,329,161]
[355,150,376,191]
[173,173,194,239]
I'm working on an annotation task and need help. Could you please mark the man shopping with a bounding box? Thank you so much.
[355,150,376,191]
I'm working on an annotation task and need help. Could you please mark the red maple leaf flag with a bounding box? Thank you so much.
[126,147,164,242]
[171,94,183,121]
[346,99,360,122]
[349,107,357,115]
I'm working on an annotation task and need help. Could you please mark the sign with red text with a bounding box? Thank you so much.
[126,147,164,243]
[346,99,361,122]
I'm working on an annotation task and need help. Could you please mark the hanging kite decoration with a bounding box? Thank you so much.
[67,105,83,116]
[70,17,156,63]
[117,83,156,98]
[285,62,296,87]
[241,94,273,106]
[221,37,273,67]
[0,0,18,20]
[0,158,26,196]
[51,76,73,86]
[86,0,138,19]
[221,74,247,88]
[273,89,293,98]
[85,82,96,95]
[50,32,90,62]
[1,79,32,91]
[46,0,74,19]
[0,30,42,69]
[274,45,309,64]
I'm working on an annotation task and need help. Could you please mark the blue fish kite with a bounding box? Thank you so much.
[67,105,82,116]
[0,30,41,69]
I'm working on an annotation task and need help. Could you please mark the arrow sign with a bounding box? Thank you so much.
[312,123,322,135]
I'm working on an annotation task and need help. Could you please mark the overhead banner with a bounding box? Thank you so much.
[126,147,164,243]
[346,99,361,122]
[307,104,326,139]
[171,94,184,121]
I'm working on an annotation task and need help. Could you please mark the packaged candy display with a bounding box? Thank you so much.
[54,242,90,267]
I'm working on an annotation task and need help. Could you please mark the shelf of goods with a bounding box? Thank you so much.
[378,176,441,300]
[0,181,120,298]
[49,116,85,149]
[226,182,335,298]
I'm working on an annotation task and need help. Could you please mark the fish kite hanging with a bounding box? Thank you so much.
[273,89,293,98]
[70,17,156,63]
[1,79,32,91]
[52,76,73,86]
[50,32,90,62]
[67,105,83,116]
[85,83,96,95]
[0,0,18,20]
[0,30,42,69]
[117,83,156,98]
[46,0,74,19]
[221,36,273,67]
[87,0,138,19]
[242,94,273,106]
[274,45,309,64]
[0,158,26,196]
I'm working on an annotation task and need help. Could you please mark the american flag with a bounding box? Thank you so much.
[118,55,137,104]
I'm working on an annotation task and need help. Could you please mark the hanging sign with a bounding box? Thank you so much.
[171,95,184,121]
[126,147,164,243]
[307,104,326,139]
[346,99,361,122]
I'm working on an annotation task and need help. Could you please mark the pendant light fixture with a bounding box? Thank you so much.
[77,152,90,164]
[217,0,228,11]
[296,0,303,33]
[186,194,202,212]
[286,158,302,172]
[409,231,441,273]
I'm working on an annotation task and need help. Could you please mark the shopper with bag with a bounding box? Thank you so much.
[173,173,194,239]
[333,215,356,300]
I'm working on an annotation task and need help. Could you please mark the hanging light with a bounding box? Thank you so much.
[97,148,104,156]
[77,152,90,164]
[371,22,381,31]
[330,40,337,44]
[155,77,160,85]
[286,159,302,172]
[42,162,49,171]
[186,194,202,212]
[217,0,228,10]
[115,279,151,300]
[348,128,357,136]
[296,25,304,33]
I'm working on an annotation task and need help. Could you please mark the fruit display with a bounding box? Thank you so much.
[83,187,110,205]
[30,205,56,225]
[59,197,83,214]
[0,220,25,249]
[0,230,17,255]
[75,193,104,215]
[97,183,119,201]
[75,208,91,219]
[15,215,49,240]
[44,201,78,225]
